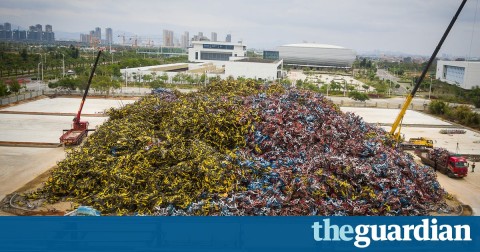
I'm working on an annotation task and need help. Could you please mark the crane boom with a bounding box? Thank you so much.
[390,0,468,136]
[74,50,102,124]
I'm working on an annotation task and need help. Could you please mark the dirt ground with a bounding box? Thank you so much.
[0,146,65,202]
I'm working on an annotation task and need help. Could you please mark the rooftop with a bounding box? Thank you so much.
[280,43,347,49]
[235,58,279,63]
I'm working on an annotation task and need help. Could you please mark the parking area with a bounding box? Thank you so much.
[0,97,136,202]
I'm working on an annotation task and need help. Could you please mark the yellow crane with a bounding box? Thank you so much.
[390,0,467,141]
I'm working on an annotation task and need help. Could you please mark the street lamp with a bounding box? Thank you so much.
[429,76,433,100]
[124,66,129,91]
[61,53,65,78]
[326,78,329,97]
[37,62,42,92]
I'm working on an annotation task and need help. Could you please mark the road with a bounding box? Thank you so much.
[376,69,408,95]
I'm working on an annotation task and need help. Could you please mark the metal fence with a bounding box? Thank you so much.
[0,91,44,106]
[43,90,150,97]
[332,99,429,111]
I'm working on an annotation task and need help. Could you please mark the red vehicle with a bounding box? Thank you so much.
[60,50,102,146]
[419,151,469,178]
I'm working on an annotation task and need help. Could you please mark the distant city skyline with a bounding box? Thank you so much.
[0,21,55,42]
[0,0,479,57]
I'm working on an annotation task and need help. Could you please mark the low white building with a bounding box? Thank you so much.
[225,58,283,81]
[120,59,283,83]
[188,41,246,62]
[436,60,480,90]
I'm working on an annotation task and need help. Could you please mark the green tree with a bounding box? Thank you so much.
[172,73,182,84]
[91,76,120,95]
[9,79,21,94]
[20,49,28,62]
[429,100,447,115]
[349,91,369,102]
[469,86,480,108]
[0,80,9,96]
[142,74,152,83]
[160,73,169,83]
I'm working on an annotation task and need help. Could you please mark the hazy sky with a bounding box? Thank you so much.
[1,0,479,56]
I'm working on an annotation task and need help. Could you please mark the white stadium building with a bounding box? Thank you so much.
[278,43,356,68]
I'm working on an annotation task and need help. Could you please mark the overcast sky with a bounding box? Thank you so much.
[1,0,479,56]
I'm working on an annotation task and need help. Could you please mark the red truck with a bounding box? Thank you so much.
[419,150,469,178]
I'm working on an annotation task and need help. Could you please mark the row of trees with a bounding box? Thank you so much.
[295,79,370,101]
[0,79,23,96]
[429,100,480,129]
[0,42,187,79]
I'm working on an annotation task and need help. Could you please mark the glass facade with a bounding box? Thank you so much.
[263,51,280,60]
[200,52,232,61]
[444,65,465,85]
[203,44,234,50]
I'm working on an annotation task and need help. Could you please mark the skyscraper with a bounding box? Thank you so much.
[105,27,113,45]
[4,22,11,31]
[226,34,231,42]
[44,24,54,42]
[211,32,217,42]
[181,31,189,49]
[163,29,174,47]
[94,27,101,41]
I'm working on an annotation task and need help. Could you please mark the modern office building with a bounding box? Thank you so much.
[94,27,101,41]
[225,34,231,42]
[263,50,280,60]
[211,32,217,42]
[105,28,113,45]
[4,22,11,31]
[35,24,42,33]
[436,60,480,90]
[0,22,54,42]
[188,41,246,62]
[163,29,174,47]
[43,24,54,42]
[278,43,356,68]
[180,31,189,48]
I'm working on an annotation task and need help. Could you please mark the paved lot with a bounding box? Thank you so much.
[0,97,135,114]
[341,107,450,125]
[0,97,136,202]
[0,114,109,143]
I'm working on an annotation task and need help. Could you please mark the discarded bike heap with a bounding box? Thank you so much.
[26,79,446,215]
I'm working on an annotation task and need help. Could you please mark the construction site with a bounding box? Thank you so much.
[1,0,478,217]
[0,74,478,216]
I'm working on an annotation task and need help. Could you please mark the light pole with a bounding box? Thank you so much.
[125,66,129,90]
[429,76,433,100]
[37,62,42,92]
[138,68,142,93]
[325,78,329,97]
[61,53,65,78]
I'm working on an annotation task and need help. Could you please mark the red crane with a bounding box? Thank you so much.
[60,50,102,145]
